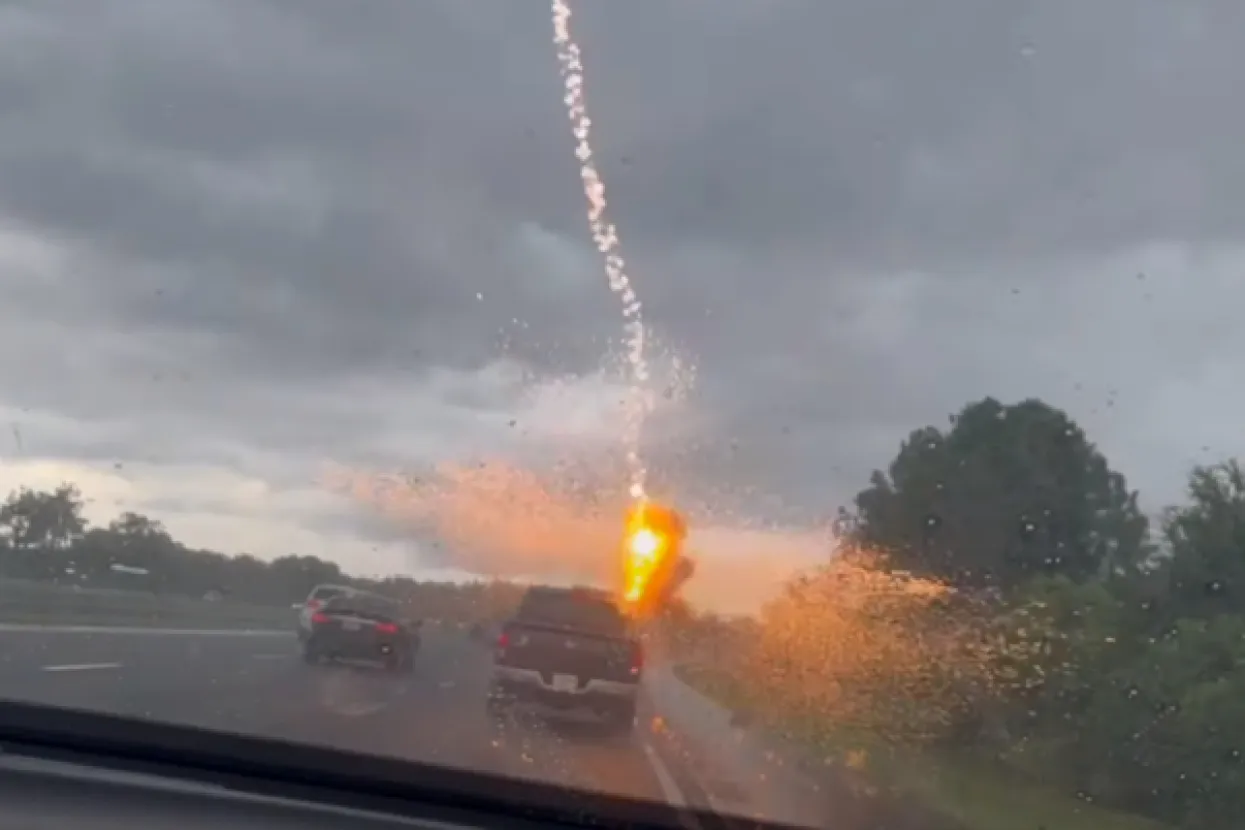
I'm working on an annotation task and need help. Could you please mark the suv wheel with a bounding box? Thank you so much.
[384,651,412,674]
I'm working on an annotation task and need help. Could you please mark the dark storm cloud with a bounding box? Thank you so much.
[0,0,1241,553]
[5,0,1240,351]
[0,0,618,380]
[577,1,1245,265]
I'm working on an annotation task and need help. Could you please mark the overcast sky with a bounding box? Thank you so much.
[0,0,1242,605]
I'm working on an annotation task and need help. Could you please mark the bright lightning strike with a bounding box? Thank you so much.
[551,0,652,502]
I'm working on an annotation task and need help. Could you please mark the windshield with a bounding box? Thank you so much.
[1,2,1240,829]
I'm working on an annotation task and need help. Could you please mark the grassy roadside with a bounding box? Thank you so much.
[0,581,293,630]
[0,608,291,629]
[672,664,1169,830]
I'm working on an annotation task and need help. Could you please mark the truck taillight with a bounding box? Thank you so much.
[310,611,329,625]
[630,644,644,675]
[375,622,399,634]
[496,631,510,649]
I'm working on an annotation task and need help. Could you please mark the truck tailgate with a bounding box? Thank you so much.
[497,622,638,683]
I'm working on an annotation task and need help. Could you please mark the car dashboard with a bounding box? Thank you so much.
[0,752,466,830]
[0,701,751,830]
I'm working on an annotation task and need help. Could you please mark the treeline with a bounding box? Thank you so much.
[665,397,1245,830]
[0,485,521,621]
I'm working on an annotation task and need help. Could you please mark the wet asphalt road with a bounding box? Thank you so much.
[0,623,677,807]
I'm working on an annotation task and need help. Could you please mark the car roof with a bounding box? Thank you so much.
[307,583,355,597]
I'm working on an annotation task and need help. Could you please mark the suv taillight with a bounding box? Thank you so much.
[630,644,644,675]
[375,622,399,634]
[496,631,510,649]
[310,611,330,625]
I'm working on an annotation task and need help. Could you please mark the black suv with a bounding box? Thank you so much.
[302,593,420,673]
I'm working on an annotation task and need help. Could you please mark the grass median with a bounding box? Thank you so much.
[673,663,1169,830]
[0,579,293,630]
[0,607,291,630]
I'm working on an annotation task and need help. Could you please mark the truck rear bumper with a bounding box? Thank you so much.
[490,666,638,714]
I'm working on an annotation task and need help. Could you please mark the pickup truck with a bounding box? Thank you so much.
[487,586,642,735]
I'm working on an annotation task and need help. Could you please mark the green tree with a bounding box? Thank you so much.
[1155,460,1245,621]
[0,484,86,551]
[0,484,88,579]
[96,512,182,590]
[268,554,344,603]
[981,460,1245,827]
[850,397,1149,591]
[0,478,527,624]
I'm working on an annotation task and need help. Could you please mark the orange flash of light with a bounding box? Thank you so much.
[620,502,686,614]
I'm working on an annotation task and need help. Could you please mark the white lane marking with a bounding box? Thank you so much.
[643,741,689,809]
[0,624,292,637]
[336,701,389,718]
[42,662,123,672]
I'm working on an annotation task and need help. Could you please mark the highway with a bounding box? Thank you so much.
[0,623,683,810]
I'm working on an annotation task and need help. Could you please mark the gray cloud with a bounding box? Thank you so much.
[0,0,1242,581]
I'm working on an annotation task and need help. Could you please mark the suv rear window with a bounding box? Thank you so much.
[515,587,626,636]
[324,593,400,622]
[308,586,347,603]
